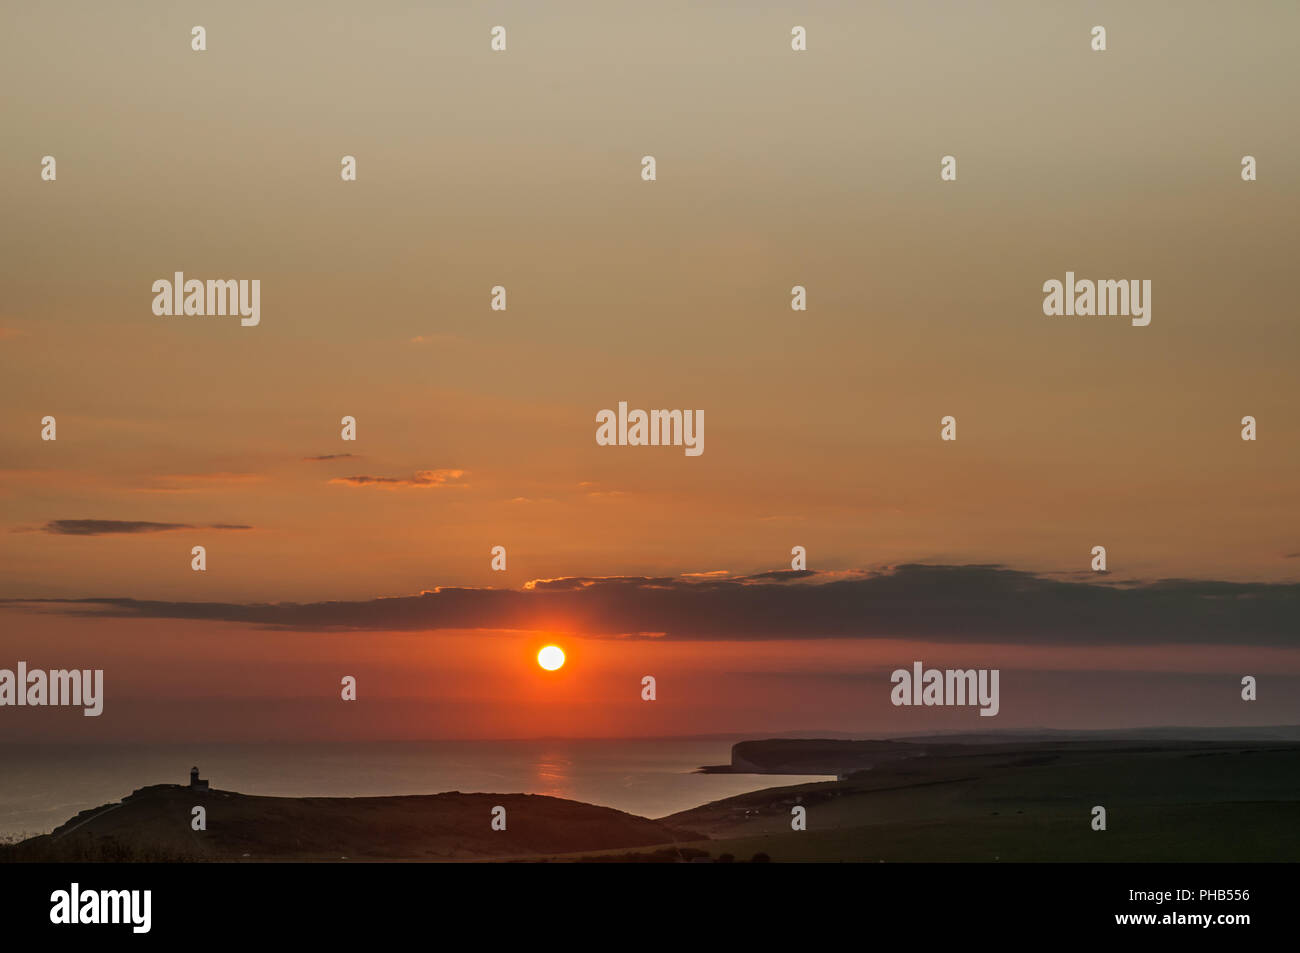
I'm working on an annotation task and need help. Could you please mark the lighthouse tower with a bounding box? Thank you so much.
[189,766,210,792]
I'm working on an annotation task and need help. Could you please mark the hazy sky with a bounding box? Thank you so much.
[2,1,1298,739]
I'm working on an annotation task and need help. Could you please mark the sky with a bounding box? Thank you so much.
[2,1,1299,740]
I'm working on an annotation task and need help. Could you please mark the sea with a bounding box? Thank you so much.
[0,738,833,840]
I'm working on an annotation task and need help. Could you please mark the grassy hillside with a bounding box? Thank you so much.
[660,740,1300,862]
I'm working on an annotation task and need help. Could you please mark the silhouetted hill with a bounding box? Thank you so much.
[701,732,1300,776]
[1,785,699,862]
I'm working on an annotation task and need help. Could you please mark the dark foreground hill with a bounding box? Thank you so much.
[0,786,699,862]
[664,738,1300,862]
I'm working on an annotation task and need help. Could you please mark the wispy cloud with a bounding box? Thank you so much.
[132,473,264,494]
[303,453,358,462]
[36,519,253,536]
[330,469,466,489]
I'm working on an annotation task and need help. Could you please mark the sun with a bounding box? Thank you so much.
[537,645,565,671]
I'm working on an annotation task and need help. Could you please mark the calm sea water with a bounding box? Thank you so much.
[0,739,832,839]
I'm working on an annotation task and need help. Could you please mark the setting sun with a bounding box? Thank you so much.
[537,645,565,671]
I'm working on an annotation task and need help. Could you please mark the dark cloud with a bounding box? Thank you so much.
[303,454,358,461]
[4,564,1297,646]
[742,569,816,582]
[38,520,253,536]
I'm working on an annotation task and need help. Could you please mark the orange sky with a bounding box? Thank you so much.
[2,1,1299,739]
[4,609,1299,741]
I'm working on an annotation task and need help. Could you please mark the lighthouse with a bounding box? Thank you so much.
[189,766,209,792]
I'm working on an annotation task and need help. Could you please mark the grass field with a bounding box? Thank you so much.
[654,741,1300,862]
